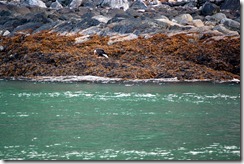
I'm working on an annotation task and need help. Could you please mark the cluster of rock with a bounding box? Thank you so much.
[0,0,240,81]
[0,0,240,41]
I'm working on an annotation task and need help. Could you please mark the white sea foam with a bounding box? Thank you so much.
[134,93,157,98]
[9,75,240,83]
[114,92,131,97]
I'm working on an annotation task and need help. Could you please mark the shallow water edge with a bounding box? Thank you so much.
[0,76,240,84]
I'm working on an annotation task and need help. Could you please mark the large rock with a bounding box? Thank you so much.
[110,17,169,34]
[57,0,72,6]
[69,0,83,9]
[24,0,47,8]
[12,22,43,34]
[192,19,204,27]
[200,2,220,16]
[205,13,226,23]
[173,14,193,25]
[73,17,100,31]
[220,18,240,32]
[101,0,129,11]
[1,17,28,32]
[130,0,147,10]
[92,15,111,23]
[50,0,63,9]
[213,24,239,36]
[27,12,52,24]
[69,0,103,7]
[220,0,240,10]
[147,0,160,6]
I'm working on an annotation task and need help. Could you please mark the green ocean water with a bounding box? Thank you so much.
[0,80,240,160]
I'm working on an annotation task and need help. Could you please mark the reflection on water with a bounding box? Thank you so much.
[0,81,240,160]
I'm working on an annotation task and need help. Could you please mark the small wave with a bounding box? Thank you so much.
[4,76,240,83]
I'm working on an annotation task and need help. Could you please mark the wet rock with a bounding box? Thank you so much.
[200,2,220,16]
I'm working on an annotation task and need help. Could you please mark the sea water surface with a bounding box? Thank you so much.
[0,80,240,160]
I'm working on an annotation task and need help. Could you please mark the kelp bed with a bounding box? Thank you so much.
[0,31,240,81]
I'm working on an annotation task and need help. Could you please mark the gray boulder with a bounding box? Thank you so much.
[69,0,83,9]
[110,17,169,35]
[173,14,193,25]
[27,12,52,24]
[130,0,147,10]
[192,19,204,27]
[12,22,43,34]
[200,2,220,16]
[205,13,226,23]
[213,24,239,36]
[57,0,72,6]
[1,17,28,31]
[81,0,103,7]
[50,0,63,9]
[220,0,240,10]
[221,18,240,32]
[72,17,100,31]
[101,0,129,11]
[24,0,47,8]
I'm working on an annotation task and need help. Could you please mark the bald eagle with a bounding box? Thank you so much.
[94,49,109,58]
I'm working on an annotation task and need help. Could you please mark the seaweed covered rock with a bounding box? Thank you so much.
[0,32,240,81]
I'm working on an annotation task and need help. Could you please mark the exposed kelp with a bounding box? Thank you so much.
[0,31,240,81]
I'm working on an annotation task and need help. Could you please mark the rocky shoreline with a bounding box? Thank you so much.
[0,0,240,82]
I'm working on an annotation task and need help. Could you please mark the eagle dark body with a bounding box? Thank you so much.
[94,48,109,58]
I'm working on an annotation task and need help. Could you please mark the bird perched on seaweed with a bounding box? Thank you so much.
[94,48,109,58]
